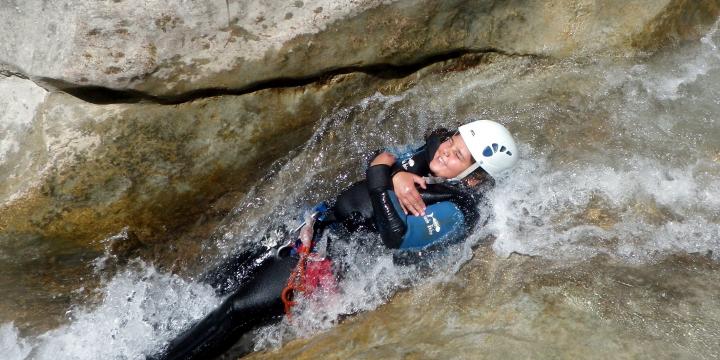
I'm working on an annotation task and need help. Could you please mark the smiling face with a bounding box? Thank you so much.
[429,133,475,178]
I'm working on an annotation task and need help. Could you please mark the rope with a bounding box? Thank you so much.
[281,244,310,317]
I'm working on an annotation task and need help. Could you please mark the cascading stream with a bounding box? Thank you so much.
[1,18,720,360]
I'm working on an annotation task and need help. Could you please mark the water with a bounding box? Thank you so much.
[2,262,220,360]
[2,18,720,360]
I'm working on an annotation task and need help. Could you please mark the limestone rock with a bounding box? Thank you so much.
[106,227,142,261]
[0,77,49,203]
[0,68,405,252]
[1,0,717,98]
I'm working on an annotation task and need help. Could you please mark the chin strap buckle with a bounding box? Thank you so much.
[423,176,463,185]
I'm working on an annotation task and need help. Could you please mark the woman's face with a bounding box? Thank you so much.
[429,134,475,178]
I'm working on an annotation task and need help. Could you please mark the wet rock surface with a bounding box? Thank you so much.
[245,248,720,360]
[1,0,719,355]
[1,0,718,267]
[0,71,374,254]
[0,53,511,332]
[1,0,718,98]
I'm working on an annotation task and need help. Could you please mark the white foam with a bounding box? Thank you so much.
[1,262,220,360]
[3,14,720,360]
[0,323,31,360]
[633,19,720,100]
[489,149,720,263]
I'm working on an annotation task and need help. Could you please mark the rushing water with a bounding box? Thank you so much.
[2,18,720,360]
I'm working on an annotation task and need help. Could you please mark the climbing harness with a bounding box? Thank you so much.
[281,243,310,317]
[280,205,335,317]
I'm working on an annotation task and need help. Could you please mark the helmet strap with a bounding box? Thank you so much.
[423,163,482,184]
[422,176,449,184]
[449,162,482,182]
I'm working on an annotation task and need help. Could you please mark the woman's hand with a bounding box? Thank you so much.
[392,171,427,216]
[370,152,396,166]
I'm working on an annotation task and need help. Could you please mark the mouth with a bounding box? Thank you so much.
[437,155,447,167]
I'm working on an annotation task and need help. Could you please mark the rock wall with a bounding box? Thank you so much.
[0,71,390,254]
[1,0,718,98]
[1,0,719,262]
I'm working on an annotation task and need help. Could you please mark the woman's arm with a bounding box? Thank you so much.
[367,153,407,248]
[372,151,428,216]
[367,153,466,249]
[369,152,396,167]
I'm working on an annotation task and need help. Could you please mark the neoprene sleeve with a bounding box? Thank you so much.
[366,164,407,249]
[366,164,472,250]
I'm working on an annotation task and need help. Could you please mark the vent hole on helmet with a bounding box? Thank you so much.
[500,146,506,152]
[506,151,512,156]
[492,143,498,151]
[483,146,493,157]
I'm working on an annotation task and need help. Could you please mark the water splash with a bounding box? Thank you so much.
[490,151,720,263]
[2,16,720,360]
[251,232,478,351]
[0,323,31,360]
[1,262,220,360]
[633,19,720,100]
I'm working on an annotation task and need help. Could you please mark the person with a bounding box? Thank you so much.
[150,120,518,360]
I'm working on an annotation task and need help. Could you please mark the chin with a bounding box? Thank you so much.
[429,162,440,175]
[430,164,449,178]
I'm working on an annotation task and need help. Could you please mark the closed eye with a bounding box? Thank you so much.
[448,137,465,160]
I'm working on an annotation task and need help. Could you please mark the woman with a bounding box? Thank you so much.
[152,120,518,360]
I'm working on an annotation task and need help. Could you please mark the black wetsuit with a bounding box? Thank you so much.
[151,131,491,360]
[153,251,297,360]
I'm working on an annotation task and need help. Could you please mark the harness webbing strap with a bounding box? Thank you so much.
[281,244,310,317]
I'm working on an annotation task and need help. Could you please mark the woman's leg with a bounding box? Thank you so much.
[153,253,298,360]
[201,245,275,296]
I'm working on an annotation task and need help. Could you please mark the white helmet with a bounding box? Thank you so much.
[452,120,518,180]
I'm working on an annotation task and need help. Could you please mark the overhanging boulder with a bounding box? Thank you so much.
[1,0,717,99]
